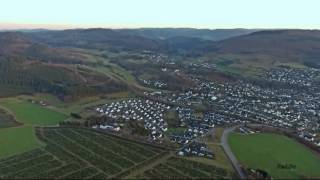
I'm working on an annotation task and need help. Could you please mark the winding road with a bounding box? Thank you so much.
[221,126,246,179]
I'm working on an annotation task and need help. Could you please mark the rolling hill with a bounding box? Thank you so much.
[0,32,127,100]
[1,28,320,99]
[24,28,256,54]
[212,30,320,67]
[26,29,167,52]
[26,28,320,66]
[117,28,257,41]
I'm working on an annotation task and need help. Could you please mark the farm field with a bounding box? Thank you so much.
[15,92,136,115]
[0,127,167,179]
[0,98,68,126]
[229,133,320,179]
[0,126,44,158]
[133,157,231,179]
[0,127,232,179]
[0,97,69,158]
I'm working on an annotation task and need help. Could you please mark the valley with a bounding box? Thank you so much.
[0,28,320,179]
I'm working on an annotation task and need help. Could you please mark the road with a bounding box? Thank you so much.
[221,126,246,179]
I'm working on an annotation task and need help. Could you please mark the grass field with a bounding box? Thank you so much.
[0,126,44,158]
[0,97,69,159]
[0,98,68,126]
[229,133,320,179]
[16,93,133,115]
[0,94,139,159]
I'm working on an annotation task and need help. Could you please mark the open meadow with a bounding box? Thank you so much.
[229,133,320,179]
[0,98,68,158]
[0,126,44,158]
[0,98,68,126]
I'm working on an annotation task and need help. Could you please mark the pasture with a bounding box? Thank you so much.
[229,133,320,179]
[0,98,68,126]
[0,97,68,158]
[0,126,44,158]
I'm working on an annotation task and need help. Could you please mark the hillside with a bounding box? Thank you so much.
[2,29,320,99]
[0,32,127,100]
[117,28,257,41]
[26,29,320,66]
[213,30,320,67]
[26,29,166,52]
[0,32,91,64]
[25,28,255,54]
[0,32,33,55]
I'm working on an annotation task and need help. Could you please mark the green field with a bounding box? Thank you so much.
[0,98,69,159]
[0,126,44,158]
[0,99,68,126]
[229,133,320,179]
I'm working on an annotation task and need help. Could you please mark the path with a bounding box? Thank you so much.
[221,126,246,179]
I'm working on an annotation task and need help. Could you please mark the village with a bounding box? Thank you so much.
[262,67,320,87]
[169,107,238,145]
[90,64,320,160]
[178,141,214,158]
[143,67,320,147]
[94,99,170,141]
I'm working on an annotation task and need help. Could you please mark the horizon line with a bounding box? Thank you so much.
[0,22,320,31]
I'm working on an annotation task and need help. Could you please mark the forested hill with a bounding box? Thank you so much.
[211,30,320,67]
[0,32,126,100]
[0,32,92,64]
[24,28,256,54]
[116,28,257,41]
[24,28,320,63]
[1,28,320,99]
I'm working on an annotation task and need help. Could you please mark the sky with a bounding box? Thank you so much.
[0,0,319,30]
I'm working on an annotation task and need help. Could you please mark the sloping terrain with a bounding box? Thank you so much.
[0,33,127,99]
[0,58,125,99]
[26,29,320,67]
[26,28,252,55]
[26,28,257,52]
[26,29,166,52]
[0,32,88,64]
[0,108,20,128]
[2,29,320,98]
[212,30,320,67]
[117,28,257,41]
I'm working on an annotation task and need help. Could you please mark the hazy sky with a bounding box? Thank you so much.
[1,0,319,29]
